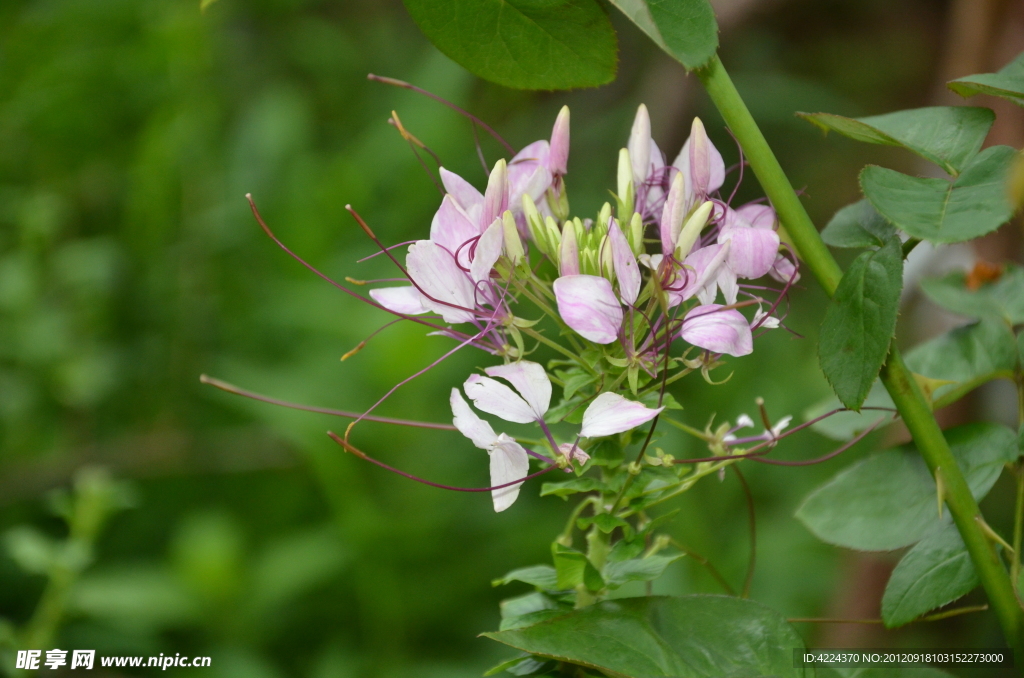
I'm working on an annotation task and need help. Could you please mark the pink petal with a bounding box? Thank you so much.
[430,194,479,256]
[680,304,753,357]
[368,285,428,315]
[580,392,663,438]
[471,218,504,282]
[450,388,497,450]
[641,138,667,211]
[548,106,570,176]
[660,172,685,254]
[481,159,509,227]
[406,240,476,324]
[558,442,589,465]
[440,168,483,225]
[490,433,529,512]
[553,275,623,345]
[673,243,730,306]
[734,203,776,229]
[608,218,641,305]
[628,104,652,186]
[720,227,780,279]
[673,120,726,196]
[464,374,537,424]
[559,222,579,276]
[769,253,801,284]
[508,161,552,214]
[484,361,551,420]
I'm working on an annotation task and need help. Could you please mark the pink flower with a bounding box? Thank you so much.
[553,275,623,344]
[679,304,753,357]
[579,392,663,438]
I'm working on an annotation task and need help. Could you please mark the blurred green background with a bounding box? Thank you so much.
[1,0,1020,675]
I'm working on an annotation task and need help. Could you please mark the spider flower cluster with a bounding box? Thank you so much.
[353,104,798,512]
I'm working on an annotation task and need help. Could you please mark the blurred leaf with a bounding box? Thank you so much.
[818,238,902,410]
[948,50,1024,107]
[799,107,994,175]
[171,511,245,603]
[70,566,201,628]
[541,476,609,499]
[401,0,618,90]
[483,595,807,678]
[797,423,1017,551]
[861,146,1017,243]
[920,264,1024,325]
[881,523,978,628]
[606,0,718,71]
[4,527,59,575]
[499,592,563,631]
[493,565,559,590]
[903,319,1017,405]
[576,513,630,533]
[806,381,894,442]
[603,554,683,588]
[552,543,603,591]
[821,200,897,249]
[249,525,348,612]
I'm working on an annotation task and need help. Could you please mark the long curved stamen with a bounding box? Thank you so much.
[329,432,557,491]
[200,374,457,430]
[366,74,516,156]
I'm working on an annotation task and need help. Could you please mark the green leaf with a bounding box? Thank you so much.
[493,565,560,590]
[861,145,1018,243]
[797,423,1017,551]
[920,264,1024,325]
[557,368,598,400]
[540,477,609,499]
[818,237,903,410]
[881,523,979,628]
[821,200,898,248]
[483,595,807,678]
[799,107,994,175]
[499,592,565,631]
[552,543,603,591]
[639,391,683,410]
[805,381,894,442]
[577,513,631,534]
[604,554,684,587]
[401,0,618,90]
[606,0,718,71]
[904,319,1018,404]
[948,50,1024,107]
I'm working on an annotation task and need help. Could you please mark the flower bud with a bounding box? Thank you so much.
[617,148,634,218]
[559,220,579,276]
[674,200,713,261]
[597,202,611,233]
[502,210,524,267]
[628,211,644,257]
[628,104,651,187]
[544,216,562,253]
[546,184,569,222]
[522,194,548,256]
[549,105,570,176]
[599,234,614,281]
[660,172,685,254]
[482,159,508,226]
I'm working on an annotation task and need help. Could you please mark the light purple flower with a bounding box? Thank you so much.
[607,217,640,305]
[450,388,530,512]
[580,392,663,438]
[718,205,781,280]
[464,361,552,424]
[552,275,623,344]
[674,118,725,201]
[679,304,753,357]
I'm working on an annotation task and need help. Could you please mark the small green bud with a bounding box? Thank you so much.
[628,212,644,257]
[544,215,562,253]
[599,234,613,280]
[546,185,570,222]
[502,210,525,267]
[522,194,547,256]
[674,200,713,260]
[560,220,579,275]
[616,148,635,217]
[597,202,611,232]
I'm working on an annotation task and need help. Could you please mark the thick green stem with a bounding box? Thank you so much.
[697,53,1024,651]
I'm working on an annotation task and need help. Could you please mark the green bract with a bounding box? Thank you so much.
[948,51,1024,107]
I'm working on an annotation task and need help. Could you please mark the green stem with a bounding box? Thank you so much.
[697,52,1024,651]
[519,327,597,377]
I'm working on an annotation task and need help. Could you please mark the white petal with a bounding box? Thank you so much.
[440,168,483,225]
[489,433,530,512]
[680,304,753,357]
[553,274,623,345]
[368,286,429,315]
[736,414,755,429]
[450,388,497,450]
[734,203,777,229]
[430,194,479,256]
[608,218,641,305]
[471,218,504,282]
[406,240,477,324]
[464,374,537,424]
[484,361,551,420]
[580,392,663,438]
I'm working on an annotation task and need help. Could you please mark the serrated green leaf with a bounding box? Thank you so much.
[799,107,994,175]
[577,513,631,534]
[818,237,903,410]
[797,423,1017,551]
[483,595,808,678]
[881,523,979,628]
[604,554,683,587]
[821,200,897,248]
[493,565,560,590]
[861,145,1018,243]
[606,0,718,71]
[920,264,1024,325]
[402,0,618,90]
[540,477,609,499]
[948,50,1024,107]
[904,319,1018,404]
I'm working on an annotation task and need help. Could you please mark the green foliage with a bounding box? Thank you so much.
[603,554,683,587]
[606,0,719,71]
[483,595,807,678]
[921,264,1024,325]
[401,0,618,90]
[881,524,979,628]
[860,145,1018,243]
[948,50,1024,107]
[493,565,560,590]
[821,200,897,249]
[798,107,994,175]
[797,423,1018,551]
[903,319,1018,403]
[818,237,902,410]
